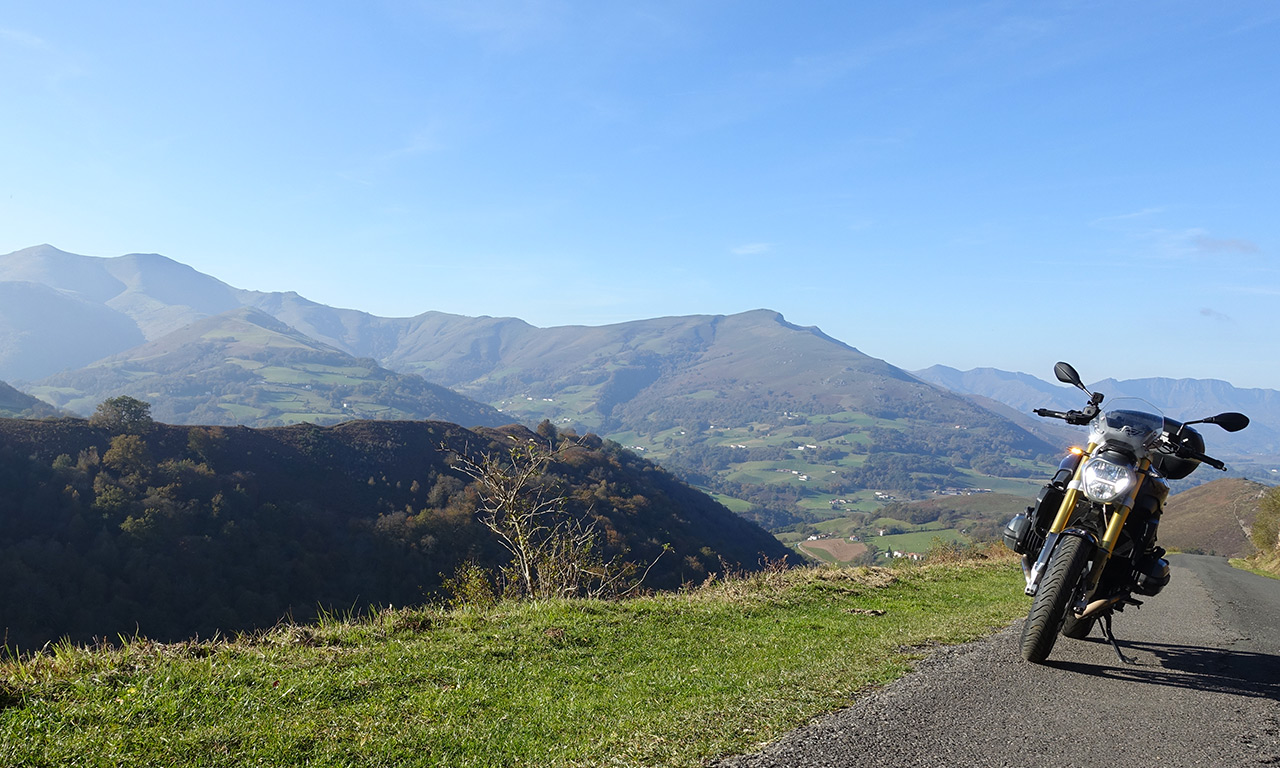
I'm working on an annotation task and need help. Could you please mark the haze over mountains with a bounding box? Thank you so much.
[914,365,1279,459]
[2,245,1275,530]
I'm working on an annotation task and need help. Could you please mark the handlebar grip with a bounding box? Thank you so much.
[1034,408,1068,419]
[1178,445,1227,471]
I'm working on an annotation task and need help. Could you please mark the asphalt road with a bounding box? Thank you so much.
[715,555,1280,767]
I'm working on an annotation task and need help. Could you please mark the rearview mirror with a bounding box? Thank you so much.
[1054,362,1084,389]
[1204,412,1250,433]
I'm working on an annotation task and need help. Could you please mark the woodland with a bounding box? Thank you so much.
[0,407,787,651]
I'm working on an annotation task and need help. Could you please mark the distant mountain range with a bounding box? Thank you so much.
[913,365,1279,459]
[2,244,1275,531]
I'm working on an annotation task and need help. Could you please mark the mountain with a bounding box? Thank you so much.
[0,244,243,343]
[914,365,1280,461]
[27,307,507,428]
[913,365,1080,413]
[0,246,1072,538]
[1089,377,1280,457]
[0,280,145,381]
[0,380,60,418]
[0,415,790,650]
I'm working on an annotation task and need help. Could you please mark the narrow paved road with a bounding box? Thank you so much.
[716,555,1280,767]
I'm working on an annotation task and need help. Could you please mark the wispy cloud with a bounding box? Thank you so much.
[1089,207,1164,226]
[731,242,772,256]
[1,26,85,83]
[1109,225,1263,262]
[1191,235,1260,255]
[407,0,568,52]
[1200,307,1233,322]
[340,127,450,186]
[0,26,52,51]
[1150,228,1262,260]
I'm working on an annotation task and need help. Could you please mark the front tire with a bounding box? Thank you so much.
[1020,535,1091,663]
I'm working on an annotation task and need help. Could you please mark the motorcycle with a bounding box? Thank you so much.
[1003,362,1249,664]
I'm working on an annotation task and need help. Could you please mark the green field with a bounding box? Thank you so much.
[873,529,967,555]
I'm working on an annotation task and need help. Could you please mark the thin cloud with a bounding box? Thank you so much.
[0,27,49,50]
[1,26,85,83]
[1126,228,1263,262]
[1192,235,1260,255]
[340,128,449,186]
[1200,307,1233,322]
[1089,207,1163,226]
[408,0,567,52]
[731,243,772,256]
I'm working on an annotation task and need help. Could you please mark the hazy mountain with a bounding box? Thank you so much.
[29,307,507,428]
[912,365,1079,413]
[914,364,1279,460]
[0,244,244,343]
[15,244,1274,533]
[0,280,145,380]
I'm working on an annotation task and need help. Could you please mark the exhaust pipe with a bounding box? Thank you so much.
[1077,595,1124,619]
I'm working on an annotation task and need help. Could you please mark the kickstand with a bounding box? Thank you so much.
[1100,613,1134,665]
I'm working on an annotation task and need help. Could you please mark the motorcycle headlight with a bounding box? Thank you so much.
[1081,458,1137,503]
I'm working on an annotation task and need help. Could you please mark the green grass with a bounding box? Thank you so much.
[708,492,753,514]
[872,529,967,555]
[1,558,1025,768]
[1230,556,1280,580]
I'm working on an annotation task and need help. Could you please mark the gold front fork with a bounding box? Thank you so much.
[1026,446,1149,599]
[1046,443,1095,535]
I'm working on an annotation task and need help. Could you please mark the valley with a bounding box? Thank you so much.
[2,245,1276,570]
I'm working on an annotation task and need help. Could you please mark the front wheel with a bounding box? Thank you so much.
[1020,535,1091,663]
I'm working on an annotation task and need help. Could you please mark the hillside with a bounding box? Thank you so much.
[0,381,59,419]
[0,245,243,343]
[0,415,789,651]
[0,280,145,381]
[1,247,1064,526]
[354,309,1061,530]
[1161,477,1270,558]
[28,308,506,428]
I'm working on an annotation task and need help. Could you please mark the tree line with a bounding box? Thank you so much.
[0,403,788,652]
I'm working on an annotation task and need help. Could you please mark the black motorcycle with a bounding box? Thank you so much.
[1004,362,1249,663]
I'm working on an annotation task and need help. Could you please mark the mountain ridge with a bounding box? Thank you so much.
[30,306,508,428]
[914,364,1278,460]
[3,246,1274,536]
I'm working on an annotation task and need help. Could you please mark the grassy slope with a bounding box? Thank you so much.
[29,308,505,428]
[1,556,1025,768]
[1161,477,1269,557]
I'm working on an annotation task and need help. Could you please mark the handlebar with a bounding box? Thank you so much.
[1176,444,1227,472]
[1033,407,1094,426]
[1034,405,1230,472]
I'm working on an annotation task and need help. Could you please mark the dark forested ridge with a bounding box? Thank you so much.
[0,416,789,651]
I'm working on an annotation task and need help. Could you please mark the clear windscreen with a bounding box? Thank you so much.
[1088,398,1165,452]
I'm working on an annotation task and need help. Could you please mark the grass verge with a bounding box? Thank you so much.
[1,555,1025,767]
[1230,555,1280,580]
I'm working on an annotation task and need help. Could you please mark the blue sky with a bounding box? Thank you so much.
[2,1,1278,389]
